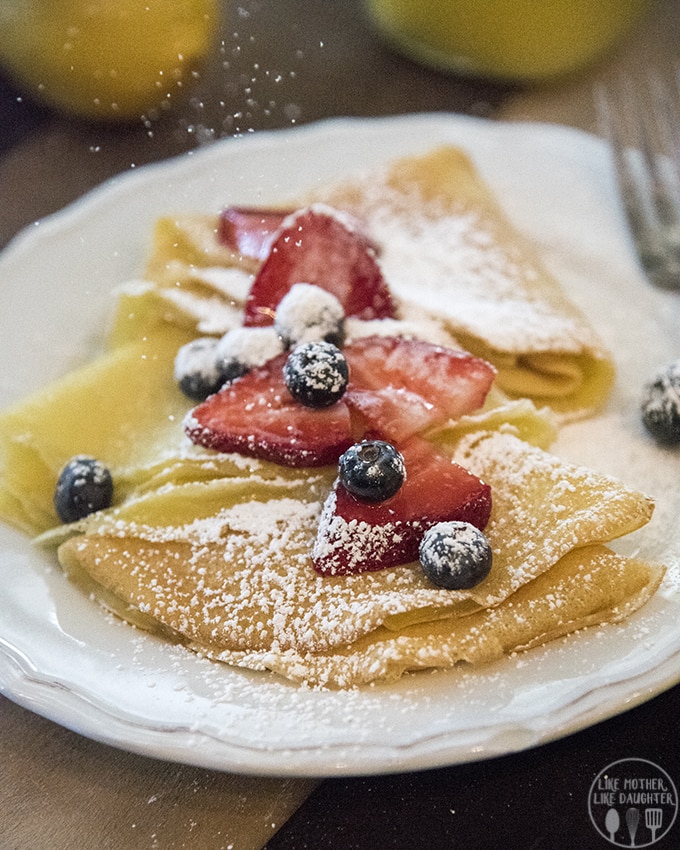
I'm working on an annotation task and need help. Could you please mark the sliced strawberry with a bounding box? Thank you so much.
[184,353,354,467]
[218,207,292,262]
[343,387,435,444]
[185,336,495,466]
[243,206,394,326]
[344,336,496,443]
[312,438,492,575]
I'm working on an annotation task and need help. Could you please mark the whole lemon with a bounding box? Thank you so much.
[0,0,218,121]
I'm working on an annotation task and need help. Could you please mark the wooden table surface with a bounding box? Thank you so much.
[1,2,679,848]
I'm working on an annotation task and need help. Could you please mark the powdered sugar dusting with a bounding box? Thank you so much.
[555,410,680,597]
[640,357,680,443]
[174,337,222,388]
[215,325,284,372]
[315,155,607,358]
[82,486,466,656]
[312,488,408,575]
[274,282,345,346]
[375,205,597,352]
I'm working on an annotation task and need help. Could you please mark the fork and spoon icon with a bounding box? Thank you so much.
[605,806,664,845]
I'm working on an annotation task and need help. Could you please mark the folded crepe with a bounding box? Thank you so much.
[109,147,614,419]
[53,428,661,688]
[311,146,615,419]
[226,545,662,688]
[0,327,195,535]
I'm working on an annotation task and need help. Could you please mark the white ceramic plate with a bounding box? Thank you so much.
[1,114,679,777]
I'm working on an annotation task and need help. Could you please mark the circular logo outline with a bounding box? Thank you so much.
[588,758,678,846]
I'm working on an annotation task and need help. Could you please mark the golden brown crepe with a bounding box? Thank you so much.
[0,328,194,534]
[52,429,661,688]
[312,146,615,418]
[222,546,662,688]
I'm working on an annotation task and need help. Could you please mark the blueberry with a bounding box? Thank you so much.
[215,326,285,384]
[274,283,345,348]
[174,337,226,401]
[641,358,680,444]
[419,521,492,590]
[54,455,114,523]
[338,440,405,502]
[283,341,349,408]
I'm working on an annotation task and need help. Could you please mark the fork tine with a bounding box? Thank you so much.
[595,71,680,290]
[597,83,637,237]
[595,79,655,253]
[644,71,680,225]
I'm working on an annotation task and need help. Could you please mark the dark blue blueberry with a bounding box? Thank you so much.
[174,338,226,401]
[54,455,114,523]
[641,358,680,444]
[283,341,349,408]
[419,521,492,590]
[338,440,405,502]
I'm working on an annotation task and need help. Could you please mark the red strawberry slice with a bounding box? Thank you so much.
[218,206,292,262]
[342,387,435,444]
[312,438,492,575]
[184,353,354,467]
[243,206,394,326]
[185,336,495,467]
[344,336,496,443]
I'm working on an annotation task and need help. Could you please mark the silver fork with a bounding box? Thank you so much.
[595,70,680,290]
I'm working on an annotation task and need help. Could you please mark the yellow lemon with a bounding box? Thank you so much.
[367,0,649,82]
[0,0,218,121]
